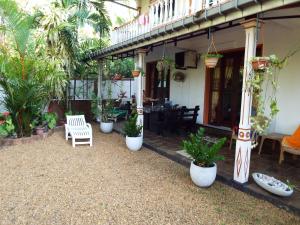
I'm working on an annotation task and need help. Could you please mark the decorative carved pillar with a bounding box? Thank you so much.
[136,49,147,137]
[234,19,262,184]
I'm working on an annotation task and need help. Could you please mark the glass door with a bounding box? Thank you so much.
[208,51,244,128]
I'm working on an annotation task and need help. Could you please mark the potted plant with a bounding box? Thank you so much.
[35,125,45,136]
[123,113,143,151]
[132,66,142,77]
[113,73,122,80]
[248,54,289,137]
[182,128,226,187]
[204,53,223,68]
[43,112,58,130]
[100,82,114,133]
[0,113,15,139]
[91,92,101,122]
[251,57,270,71]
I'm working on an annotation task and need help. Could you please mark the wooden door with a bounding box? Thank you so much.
[208,51,244,128]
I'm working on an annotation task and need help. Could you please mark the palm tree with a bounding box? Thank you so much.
[40,0,111,108]
[0,0,68,137]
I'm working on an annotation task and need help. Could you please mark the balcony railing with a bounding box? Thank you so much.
[110,0,230,45]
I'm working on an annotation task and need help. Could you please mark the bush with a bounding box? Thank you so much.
[0,113,15,138]
[182,128,226,167]
[43,112,58,129]
[123,114,142,137]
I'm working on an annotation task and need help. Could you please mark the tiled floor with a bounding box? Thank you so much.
[114,121,300,215]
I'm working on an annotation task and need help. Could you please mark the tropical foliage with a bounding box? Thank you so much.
[107,58,134,78]
[0,112,15,137]
[123,113,143,137]
[249,54,292,134]
[0,0,111,137]
[182,128,226,167]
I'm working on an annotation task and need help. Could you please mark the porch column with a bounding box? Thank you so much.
[234,19,262,184]
[136,49,147,137]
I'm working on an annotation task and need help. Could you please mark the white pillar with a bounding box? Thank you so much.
[135,49,147,137]
[234,19,262,184]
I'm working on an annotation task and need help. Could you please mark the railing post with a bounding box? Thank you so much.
[164,0,168,23]
[234,19,263,184]
[169,0,174,21]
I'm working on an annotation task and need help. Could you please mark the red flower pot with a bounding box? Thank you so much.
[251,58,269,71]
[132,70,140,77]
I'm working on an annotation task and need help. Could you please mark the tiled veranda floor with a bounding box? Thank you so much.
[114,121,300,215]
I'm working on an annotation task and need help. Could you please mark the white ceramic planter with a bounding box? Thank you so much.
[100,121,113,133]
[126,136,143,151]
[190,161,217,187]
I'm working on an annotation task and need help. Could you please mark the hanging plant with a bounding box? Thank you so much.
[204,53,223,68]
[132,66,144,77]
[248,54,286,135]
[251,57,270,71]
[204,34,223,68]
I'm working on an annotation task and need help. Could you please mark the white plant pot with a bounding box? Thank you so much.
[100,121,113,133]
[126,136,143,151]
[190,161,217,187]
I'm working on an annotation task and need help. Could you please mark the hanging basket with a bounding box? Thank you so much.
[132,70,140,77]
[205,56,221,68]
[204,34,223,69]
[251,57,270,71]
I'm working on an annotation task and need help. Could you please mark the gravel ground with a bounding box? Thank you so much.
[0,130,299,225]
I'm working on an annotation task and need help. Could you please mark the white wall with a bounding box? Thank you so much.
[143,16,300,134]
[102,79,135,100]
[263,19,300,134]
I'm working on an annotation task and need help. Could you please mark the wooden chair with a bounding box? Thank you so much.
[179,105,200,132]
[279,126,300,164]
[65,115,93,147]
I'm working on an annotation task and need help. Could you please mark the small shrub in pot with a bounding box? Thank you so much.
[182,128,226,187]
[123,113,143,151]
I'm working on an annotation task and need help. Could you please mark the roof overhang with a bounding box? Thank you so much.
[85,0,300,61]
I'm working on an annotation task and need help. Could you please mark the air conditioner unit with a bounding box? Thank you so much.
[175,51,197,69]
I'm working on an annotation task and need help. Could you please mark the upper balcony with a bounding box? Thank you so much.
[110,0,231,46]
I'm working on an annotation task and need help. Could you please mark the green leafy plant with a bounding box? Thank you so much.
[0,115,15,138]
[101,81,113,123]
[204,53,223,59]
[286,180,297,191]
[248,54,287,135]
[91,92,100,120]
[42,112,58,129]
[182,128,226,167]
[123,113,143,137]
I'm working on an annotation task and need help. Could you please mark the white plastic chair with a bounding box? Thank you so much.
[65,115,92,147]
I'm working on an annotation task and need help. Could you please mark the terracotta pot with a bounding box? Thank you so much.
[35,127,44,136]
[113,74,122,80]
[205,57,219,68]
[132,70,140,77]
[251,58,269,71]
